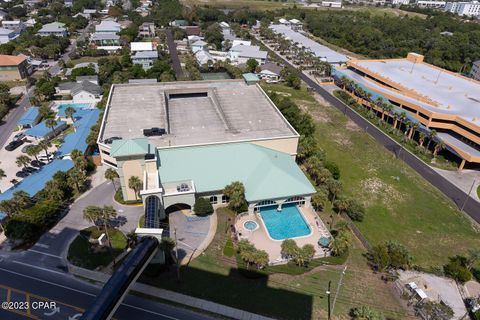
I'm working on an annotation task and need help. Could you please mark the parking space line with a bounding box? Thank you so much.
[25,249,62,259]
[34,243,49,249]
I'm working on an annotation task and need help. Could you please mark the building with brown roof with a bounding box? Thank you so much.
[0,54,29,81]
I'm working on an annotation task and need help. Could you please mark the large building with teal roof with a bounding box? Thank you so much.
[97,80,315,220]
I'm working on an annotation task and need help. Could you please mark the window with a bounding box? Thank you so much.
[210,196,218,204]
[255,200,276,207]
[222,195,229,203]
[285,196,306,206]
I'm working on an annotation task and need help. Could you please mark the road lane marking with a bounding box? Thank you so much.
[12,261,66,276]
[34,243,49,249]
[122,303,180,320]
[27,249,62,259]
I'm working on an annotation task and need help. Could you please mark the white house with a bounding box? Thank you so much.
[1,20,24,31]
[24,18,36,28]
[95,20,121,33]
[90,32,121,52]
[0,10,8,21]
[38,22,67,37]
[257,63,283,82]
[414,0,446,7]
[131,50,158,70]
[130,41,154,52]
[229,45,268,65]
[320,0,343,7]
[0,28,18,44]
[231,40,251,47]
[289,19,303,32]
[191,40,207,53]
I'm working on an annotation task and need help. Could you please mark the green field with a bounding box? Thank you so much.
[201,72,232,80]
[141,208,407,319]
[180,0,297,10]
[262,83,480,269]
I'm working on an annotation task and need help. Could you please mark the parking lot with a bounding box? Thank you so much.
[0,129,57,193]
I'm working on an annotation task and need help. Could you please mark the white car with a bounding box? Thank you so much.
[13,132,26,141]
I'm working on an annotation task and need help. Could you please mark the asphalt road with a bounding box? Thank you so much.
[165,29,184,79]
[0,87,33,149]
[264,45,480,223]
[0,254,215,320]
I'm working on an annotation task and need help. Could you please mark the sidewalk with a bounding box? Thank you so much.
[69,264,274,320]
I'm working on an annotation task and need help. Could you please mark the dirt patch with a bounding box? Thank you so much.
[331,132,352,148]
[299,102,332,124]
[360,177,405,209]
[313,92,332,106]
[345,119,361,132]
[267,90,291,97]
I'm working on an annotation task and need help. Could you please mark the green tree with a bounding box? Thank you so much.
[281,239,299,259]
[105,168,119,191]
[83,205,101,231]
[16,155,30,170]
[26,145,41,162]
[128,176,142,200]
[193,198,213,216]
[38,139,52,158]
[296,244,315,267]
[45,118,58,136]
[0,83,11,106]
[350,306,385,320]
[64,106,76,123]
[223,181,248,213]
[246,58,259,73]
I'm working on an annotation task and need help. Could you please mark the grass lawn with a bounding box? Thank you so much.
[140,208,407,319]
[180,0,297,10]
[67,226,127,270]
[262,83,480,269]
[69,56,102,65]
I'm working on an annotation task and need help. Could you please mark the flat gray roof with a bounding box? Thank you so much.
[270,24,348,63]
[347,59,480,127]
[100,80,298,148]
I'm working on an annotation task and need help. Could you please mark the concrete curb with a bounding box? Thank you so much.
[68,264,274,320]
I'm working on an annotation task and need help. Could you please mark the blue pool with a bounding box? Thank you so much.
[259,204,311,240]
[57,103,92,117]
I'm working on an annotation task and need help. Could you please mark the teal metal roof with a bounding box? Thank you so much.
[243,73,259,82]
[157,143,315,202]
[110,138,152,157]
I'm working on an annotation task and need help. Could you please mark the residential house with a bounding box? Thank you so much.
[257,63,283,82]
[138,22,155,37]
[195,49,214,66]
[232,40,251,47]
[169,19,187,27]
[2,20,24,31]
[24,18,36,28]
[0,54,29,80]
[95,20,121,33]
[130,41,154,52]
[229,45,268,65]
[64,0,73,7]
[219,21,230,29]
[76,75,99,85]
[131,50,158,70]
[90,32,121,52]
[56,81,102,102]
[191,40,207,53]
[183,26,201,37]
[414,0,446,7]
[471,60,480,81]
[38,22,67,37]
[0,10,8,21]
[0,28,18,44]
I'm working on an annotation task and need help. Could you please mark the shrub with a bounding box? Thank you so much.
[345,199,365,221]
[224,181,248,213]
[371,241,413,271]
[350,306,385,320]
[325,161,341,180]
[193,198,213,216]
[444,259,472,283]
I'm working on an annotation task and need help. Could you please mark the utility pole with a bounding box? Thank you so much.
[460,178,477,212]
[327,281,331,320]
[332,266,347,316]
[174,227,180,282]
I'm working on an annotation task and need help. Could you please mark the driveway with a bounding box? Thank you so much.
[165,29,183,79]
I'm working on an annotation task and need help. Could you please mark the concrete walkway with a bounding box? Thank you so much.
[68,264,274,320]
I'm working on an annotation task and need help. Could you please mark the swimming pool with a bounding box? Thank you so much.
[244,221,258,231]
[57,103,92,117]
[259,204,311,240]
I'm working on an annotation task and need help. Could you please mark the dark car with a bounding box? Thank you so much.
[104,136,122,144]
[31,160,46,167]
[22,167,38,174]
[16,171,28,178]
[143,127,166,136]
[5,139,24,151]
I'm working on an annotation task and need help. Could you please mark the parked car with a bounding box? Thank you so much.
[16,171,28,178]
[22,167,37,174]
[5,139,24,151]
[13,132,25,141]
[143,127,166,136]
[31,160,46,167]
[38,154,54,162]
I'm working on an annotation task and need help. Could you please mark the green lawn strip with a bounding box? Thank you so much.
[223,239,234,257]
[114,189,142,205]
[67,226,127,270]
[297,88,480,268]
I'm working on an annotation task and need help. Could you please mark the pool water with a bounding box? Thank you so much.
[259,204,311,240]
[244,221,258,231]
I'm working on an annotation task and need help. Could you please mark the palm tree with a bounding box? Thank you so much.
[70,149,83,161]
[333,199,349,216]
[326,179,343,203]
[433,140,446,157]
[44,180,64,201]
[404,121,412,136]
[26,145,41,162]
[64,106,76,123]
[16,155,31,170]
[375,97,384,117]
[38,139,52,158]
[330,233,351,256]
[128,176,142,200]
[68,168,86,193]
[105,168,119,191]
[408,122,419,140]
[419,132,426,147]
[0,200,16,217]
[83,205,102,231]
[426,129,437,151]
[45,118,58,136]
[392,112,399,129]
[11,191,32,211]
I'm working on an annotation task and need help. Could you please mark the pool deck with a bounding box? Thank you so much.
[234,206,331,265]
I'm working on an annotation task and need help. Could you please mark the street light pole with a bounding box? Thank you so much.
[327,281,331,320]
[460,178,477,212]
